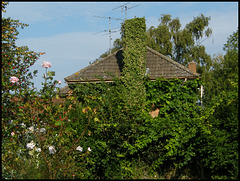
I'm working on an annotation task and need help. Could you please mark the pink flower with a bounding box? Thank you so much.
[10,76,19,83]
[58,80,61,84]
[42,61,51,68]
[11,132,15,136]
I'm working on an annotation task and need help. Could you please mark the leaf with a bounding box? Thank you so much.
[117,154,125,157]
[33,70,38,75]
[17,113,24,116]
[55,120,63,126]
[47,71,55,77]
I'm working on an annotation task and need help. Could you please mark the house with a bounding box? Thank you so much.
[58,46,200,96]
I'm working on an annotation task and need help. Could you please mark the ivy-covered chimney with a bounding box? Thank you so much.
[121,17,147,109]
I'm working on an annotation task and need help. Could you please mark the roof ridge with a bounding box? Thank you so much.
[65,46,200,82]
[146,46,200,77]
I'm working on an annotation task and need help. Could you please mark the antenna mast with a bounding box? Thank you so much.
[94,15,123,54]
[113,3,139,20]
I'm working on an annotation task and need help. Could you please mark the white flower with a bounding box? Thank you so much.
[28,126,34,133]
[40,128,46,133]
[11,132,15,136]
[87,147,92,152]
[19,122,26,127]
[49,146,56,154]
[26,141,35,149]
[76,146,83,152]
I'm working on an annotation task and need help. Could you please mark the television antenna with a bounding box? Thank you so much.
[112,3,140,20]
[93,15,124,54]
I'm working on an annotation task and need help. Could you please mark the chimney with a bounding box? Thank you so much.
[188,61,196,73]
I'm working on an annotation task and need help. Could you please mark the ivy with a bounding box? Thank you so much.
[121,17,147,110]
[69,17,237,179]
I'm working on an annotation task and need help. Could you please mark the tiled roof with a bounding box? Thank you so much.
[145,47,199,79]
[65,46,199,83]
[60,46,200,95]
[64,49,124,84]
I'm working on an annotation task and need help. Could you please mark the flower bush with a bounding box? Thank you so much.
[2,3,93,178]
[2,57,95,178]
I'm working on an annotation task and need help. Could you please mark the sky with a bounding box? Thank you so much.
[2,1,238,90]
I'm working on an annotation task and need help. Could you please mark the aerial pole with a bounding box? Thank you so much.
[113,3,139,20]
[93,15,123,54]
[109,17,111,53]
[124,5,127,20]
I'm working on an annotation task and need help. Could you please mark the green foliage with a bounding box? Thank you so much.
[143,78,203,174]
[121,17,147,110]
[185,14,212,42]
[198,31,238,179]
[146,14,212,75]
[198,91,238,179]
[70,70,238,179]
[148,14,173,57]
[2,3,238,179]
[202,30,238,104]
[69,78,203,179]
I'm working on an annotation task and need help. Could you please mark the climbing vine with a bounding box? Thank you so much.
[121,17,147,110]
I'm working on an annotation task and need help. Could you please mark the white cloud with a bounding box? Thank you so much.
[15,31,114,90]
[3,2,125,24]
[3,2,58,23]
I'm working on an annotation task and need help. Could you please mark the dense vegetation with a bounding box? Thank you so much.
[2,2,238,179]
[121,17,147,110]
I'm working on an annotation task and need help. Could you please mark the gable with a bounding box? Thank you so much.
[146,47,200,79]
[65,46,199,84]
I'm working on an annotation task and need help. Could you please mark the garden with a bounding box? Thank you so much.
[2,2,238,179]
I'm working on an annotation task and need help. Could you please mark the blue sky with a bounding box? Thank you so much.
[2,1,238,90]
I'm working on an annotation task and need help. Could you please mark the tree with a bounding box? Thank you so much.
[147,14,212,75]
[222,30,238,86]
[147,14,173,57]
[197,30,238,179]
[1,1,43,127]
[2,2,44,178]
[202,30,238,103]
[1,2,43,93]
